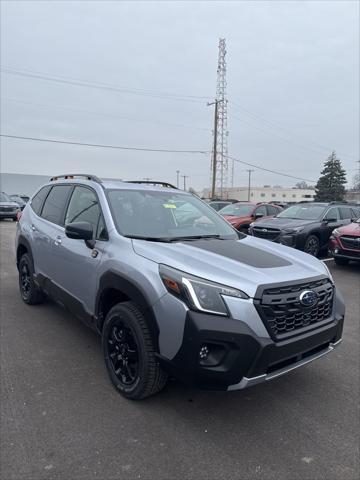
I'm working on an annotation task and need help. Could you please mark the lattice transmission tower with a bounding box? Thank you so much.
[210,38,229,199]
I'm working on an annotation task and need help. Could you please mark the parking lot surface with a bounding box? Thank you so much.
[1,221,359,480]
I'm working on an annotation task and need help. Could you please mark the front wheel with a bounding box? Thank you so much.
[102,302,167,400]
[304,235,320,257]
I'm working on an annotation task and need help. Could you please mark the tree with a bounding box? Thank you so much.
[294,181,311,189]
[315,151,347,202]
[352,173,360,191]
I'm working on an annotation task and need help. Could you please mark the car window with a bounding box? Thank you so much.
[219,203,254,216]
[351,207,360,219]
[266,205,278,215]
[323,207,339,221]
[107,190,237,239]
[278,204,326,220]
[65,186,106,240]
[339,207,353,220]
[30,185,52,215]
[41,185,72,225]
[254,205,267,216]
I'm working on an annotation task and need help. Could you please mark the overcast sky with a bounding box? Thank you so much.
[1,0,359,191]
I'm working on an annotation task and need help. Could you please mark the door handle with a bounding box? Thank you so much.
[54,235,62,246]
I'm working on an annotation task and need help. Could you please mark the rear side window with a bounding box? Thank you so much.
[41,185,72,225]
[339,207,353,220]
[267,205,279,215]
[65,186,106,240]
[30,186,51,215]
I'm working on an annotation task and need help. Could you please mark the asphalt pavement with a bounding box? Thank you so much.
[1,221,359,480]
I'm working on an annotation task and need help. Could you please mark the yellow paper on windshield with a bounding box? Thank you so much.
[163,204,176,209]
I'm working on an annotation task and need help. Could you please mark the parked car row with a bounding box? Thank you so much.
[214,200,360,262]
[0,192,29,221]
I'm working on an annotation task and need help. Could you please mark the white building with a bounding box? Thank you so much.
[201,186,315,203]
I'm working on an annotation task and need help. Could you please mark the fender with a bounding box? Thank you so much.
[95,271,160,346]
[16,235,33,269]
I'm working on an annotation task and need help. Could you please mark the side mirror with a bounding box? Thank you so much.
[65,221,93,241]
[254,212,264,219]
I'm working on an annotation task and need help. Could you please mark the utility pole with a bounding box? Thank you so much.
[207,99,219,198]
[246,169,254,201]
[181,175,188,191]
[176,170,180,189]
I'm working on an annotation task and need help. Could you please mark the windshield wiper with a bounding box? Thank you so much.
[167,234,224,242]
[125,235,173,242]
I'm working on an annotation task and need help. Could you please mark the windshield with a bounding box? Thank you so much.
[107,190,238,240]
[0,193,11,202]
[10,195,25,205]
[277,204,326,220]
[218,203,254,216]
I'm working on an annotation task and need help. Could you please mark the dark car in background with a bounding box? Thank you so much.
[9,194,27,210]
[219,202,282,232]
[0,192,21,221]
[249,202,360,256]
[329,219,360,265]
[208,200,233,211]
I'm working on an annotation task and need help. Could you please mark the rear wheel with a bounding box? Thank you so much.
[304,235,320,257]
[334,256,349,266]
[18,253,45,304]
[102,301,167,400]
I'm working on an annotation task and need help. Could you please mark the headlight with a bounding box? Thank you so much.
[283,227,304,234]
[249,222,255,228]
[323,262,334,283]
[332,229,341,237]
[159,265,248,316]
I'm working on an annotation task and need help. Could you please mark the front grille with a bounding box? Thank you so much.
[256,278,334,341]
[252,227,281,241]
[340,236,360,251]
[0,206,15,212]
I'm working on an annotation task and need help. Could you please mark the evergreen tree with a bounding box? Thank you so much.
[315,151,347,202]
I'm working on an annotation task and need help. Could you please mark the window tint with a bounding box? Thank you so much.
[30,185,51,215]
[323,207,339,221]
[65,186,106,240]
[267,205,278,215]
[255,205,267,216]
[41,186,72,225]
[339,207,353,220]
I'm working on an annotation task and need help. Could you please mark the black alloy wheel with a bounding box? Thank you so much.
[304,235,320,257]
[107,323,139,386]
[18,253,45,304]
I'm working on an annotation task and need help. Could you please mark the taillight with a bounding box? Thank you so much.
[16,211,22,221]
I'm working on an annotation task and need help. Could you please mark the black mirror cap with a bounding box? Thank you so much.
[65,221,93,241]
[324,218,337,223]
[254,213,264,219]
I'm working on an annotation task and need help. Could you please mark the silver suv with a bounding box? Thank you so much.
[16,175,344,400]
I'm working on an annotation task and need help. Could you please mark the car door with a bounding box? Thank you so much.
[32,185,73,281]
[253,204,268,220]
[50,185,108,317]
[321,207,344,244]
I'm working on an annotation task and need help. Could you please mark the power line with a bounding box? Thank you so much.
[1,97,210,132]
[230,100,357,160]
[225,154,316,183]
[0,134,210,154]
[0,67,211,103]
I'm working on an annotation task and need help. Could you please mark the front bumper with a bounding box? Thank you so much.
[0,211,18,219]
[158,310,344,391]
[329,237,360,261]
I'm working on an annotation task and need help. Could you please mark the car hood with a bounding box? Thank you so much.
[223,215,249,225]
[252,217,318,229]
[338,221,360,237]
[132,236,329,298]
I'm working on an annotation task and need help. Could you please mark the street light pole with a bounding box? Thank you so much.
[176,170,180,189]
[181,175,188,191]
[246,169,254,201]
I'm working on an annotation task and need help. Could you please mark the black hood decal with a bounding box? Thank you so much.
[185,239,292,268]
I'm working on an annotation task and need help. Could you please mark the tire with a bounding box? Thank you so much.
[18,253,45,304]
[304,235,320,257]
[334,256,349,266]
[102,301,167,400]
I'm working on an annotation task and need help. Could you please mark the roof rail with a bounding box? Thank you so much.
[50,174,103,184]
[328,201,348,205]
[127,180,178,189]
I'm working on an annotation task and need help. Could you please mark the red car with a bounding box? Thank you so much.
[329,219,360,265]
[218,202,282,232]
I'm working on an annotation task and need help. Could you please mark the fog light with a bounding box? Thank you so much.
[335,248,339,254]
[199,345,209,360]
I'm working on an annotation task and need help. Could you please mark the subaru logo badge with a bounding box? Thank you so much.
[299,290,318,307]
[262,228,268,232]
